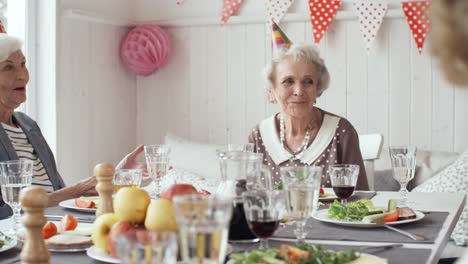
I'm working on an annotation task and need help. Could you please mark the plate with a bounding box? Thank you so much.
[87,244,234,264]
[312,209,425,228]
[87,246,120,263]
[59,197,98,213]
[46,222,93,252]
[227,252,387,264]
[0,235,18,253]
[319,193,339,202]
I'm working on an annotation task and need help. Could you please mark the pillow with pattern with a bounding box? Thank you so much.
[159,167,220,194]
[412,150,468,246]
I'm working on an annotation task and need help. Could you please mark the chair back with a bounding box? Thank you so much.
[359,134,384,191]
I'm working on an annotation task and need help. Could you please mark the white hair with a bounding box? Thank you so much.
[0,34,22,62]
[263,44,330,97]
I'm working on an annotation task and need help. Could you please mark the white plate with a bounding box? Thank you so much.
[0,236,18,253]
[227,252,387,264]
[312,209,425,228]
[46,221,93,252]
[87,244,234,263]
[59,198,97,213]
[87,246,120,263]
[319,193,339,202]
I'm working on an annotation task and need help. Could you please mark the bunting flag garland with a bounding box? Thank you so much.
[221,0,244,25]
[353,1,387,52]
[402,0,431,54]
[308,0,342,44]
[265,0,295,24]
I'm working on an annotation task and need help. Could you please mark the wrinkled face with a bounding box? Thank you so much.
[270,57,318,118]
[0,50,29,110]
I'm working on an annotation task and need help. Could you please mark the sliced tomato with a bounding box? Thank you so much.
[60,214,78,231]
[74,198,95,208]
[42,222,58,239]
[279,244,310,263]
[198,189,210,195]
[319,188,325,195]
[384,210,399,222]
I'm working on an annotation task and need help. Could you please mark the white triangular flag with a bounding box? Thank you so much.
[353,0,387,52]
[265,0,295,24]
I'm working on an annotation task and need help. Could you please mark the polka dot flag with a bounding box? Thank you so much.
[353,1,387,52]
[265,0,295,24]
[402,0,431,54]
[308,0,342,44]
[221,0,244,25]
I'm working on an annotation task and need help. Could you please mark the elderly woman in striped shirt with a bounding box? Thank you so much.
[0,32,145,216]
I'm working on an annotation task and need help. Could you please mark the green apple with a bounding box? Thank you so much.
[113,187,150,224]
[144,198,178,232]
[91,213,120,252]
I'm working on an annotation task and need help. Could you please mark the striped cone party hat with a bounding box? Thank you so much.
[271,20,292,59]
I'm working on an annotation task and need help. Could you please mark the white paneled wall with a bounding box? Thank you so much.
[136,18,468,154]
[57,18,136,184]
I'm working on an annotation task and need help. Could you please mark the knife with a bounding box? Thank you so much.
[45,215,96,223]
[358,243,403,252]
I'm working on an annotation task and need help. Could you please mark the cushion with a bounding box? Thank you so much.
[412,150,468,246]
[374,169,401,192]
[158,167,219,194]
[164,134,222,182]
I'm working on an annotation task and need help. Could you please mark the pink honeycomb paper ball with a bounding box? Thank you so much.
[120,25,171,76]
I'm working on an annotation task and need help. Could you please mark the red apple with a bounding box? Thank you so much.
[107,221,138,257]
[160,184,198,201]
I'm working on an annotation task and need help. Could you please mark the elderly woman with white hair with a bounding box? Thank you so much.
[248,44,368,190]
[0,32,146,218]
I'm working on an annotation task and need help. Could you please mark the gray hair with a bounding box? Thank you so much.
[0,34,22,62]
[263,44,330,97]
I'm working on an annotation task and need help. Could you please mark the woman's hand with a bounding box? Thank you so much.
[74,176,98,197]
[116,145,148,175]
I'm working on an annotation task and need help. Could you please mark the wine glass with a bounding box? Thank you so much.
[389,146,417,207]
[242,190,284,249]
[329,164,359,204]
[280,166,321,243]
[144,144,171,199]
[0,160,33,236]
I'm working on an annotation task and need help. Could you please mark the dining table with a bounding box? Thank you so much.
[0,190,465,264]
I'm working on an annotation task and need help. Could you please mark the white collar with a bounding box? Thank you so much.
[259,113,340,165]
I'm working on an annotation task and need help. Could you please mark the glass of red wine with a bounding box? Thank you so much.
[242,190,285,249]
[328,164,360,204]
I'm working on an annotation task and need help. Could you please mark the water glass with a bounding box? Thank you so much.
[116,230,178,264]
[0,160,33,236]
[227,143,254,152]
[113,169,142,194]
[144,144,171,199]
[173,194,233,264]
[389,146,417,207]
[280,166,321,243]
[329,164,360,204]
[242,190,284,249]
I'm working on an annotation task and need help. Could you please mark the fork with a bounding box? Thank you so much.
[380,224,426,241]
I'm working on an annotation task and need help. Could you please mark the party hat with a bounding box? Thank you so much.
[271,20,292,59]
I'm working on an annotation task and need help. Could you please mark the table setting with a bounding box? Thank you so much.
[0,144,465,264]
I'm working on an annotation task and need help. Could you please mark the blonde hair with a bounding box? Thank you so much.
[263,44,330,98]
[429,0,468,86]
[0,34,22,62]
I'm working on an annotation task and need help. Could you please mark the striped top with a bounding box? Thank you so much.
[2,123,54,192]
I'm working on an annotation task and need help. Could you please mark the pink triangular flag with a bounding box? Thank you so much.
[309,0,342,44]
[221,0,244,25]
[402,0,431,54]
[265,0,295,24]
[353,0,387,52]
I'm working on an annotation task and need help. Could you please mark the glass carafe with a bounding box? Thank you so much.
[215,151,265,243]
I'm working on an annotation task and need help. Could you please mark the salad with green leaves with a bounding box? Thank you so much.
[327,199,387,222]
[230,243,357,264]
[0,231,13,249]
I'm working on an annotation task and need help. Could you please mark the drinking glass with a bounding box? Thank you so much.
[329,164,360,204]
[242,190,284,249]
[0,160,33,236]
[113,169,142,194]
[280,166,321,243]
[173,194,233,264]
[389,146,417,207]
[144,145,171,199]
[227,143,254,152]
[246,168,273,191]
[116,230,178,264]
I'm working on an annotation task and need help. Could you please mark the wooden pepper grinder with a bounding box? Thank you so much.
[19,186,50,264]
[95,163,115,217]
